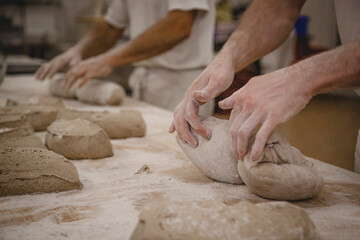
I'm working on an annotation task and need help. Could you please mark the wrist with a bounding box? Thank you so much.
[287,63,314,99]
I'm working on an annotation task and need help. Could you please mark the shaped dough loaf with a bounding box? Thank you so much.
[56,109,146,139]
[130,200,320,240]
[177,117,243,184]
[238,132,324,200]
[49,75,125,105]
[0,147,82,196]
[45,118,113,159]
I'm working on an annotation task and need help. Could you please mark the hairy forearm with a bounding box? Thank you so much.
[292,40,360,97]
[73,19,124,59]
[220,0,305,72]
[104,10,195,67]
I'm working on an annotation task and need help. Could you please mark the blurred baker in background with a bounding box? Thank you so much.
[36,0,215,114]
[170,0,360,161]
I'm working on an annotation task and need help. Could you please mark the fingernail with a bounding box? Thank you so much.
[205,130,211,139]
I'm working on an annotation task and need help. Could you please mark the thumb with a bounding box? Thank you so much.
[193,81,221,103]
[219,94,235,110]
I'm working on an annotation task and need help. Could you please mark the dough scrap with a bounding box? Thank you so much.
[56,109,146,139]
[0,147,82,197]
[0,113,34,138]
[238,132,324,200]
[177,117,243,184]
[130,200,320,240]
[0,135,45,149]
[45,118,113,159]
[49,75,126,105]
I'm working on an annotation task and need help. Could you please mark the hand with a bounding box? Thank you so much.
[169,54,235,147]
[219,66,311,161]
[63,55,114,88]
[35,47,82,81]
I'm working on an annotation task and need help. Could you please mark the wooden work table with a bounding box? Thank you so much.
[0,75,360,240]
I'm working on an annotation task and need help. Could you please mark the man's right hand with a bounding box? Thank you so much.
[169,54,235,147]
[35,47,82,81]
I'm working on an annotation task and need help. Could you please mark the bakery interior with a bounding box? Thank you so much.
[0,0,359,240]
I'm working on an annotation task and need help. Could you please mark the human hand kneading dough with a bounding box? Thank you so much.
[169,54,235,147]
[64,54,114,88]
[219,67,311,161]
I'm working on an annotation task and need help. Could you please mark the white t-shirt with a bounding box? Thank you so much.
[104,0,215,71]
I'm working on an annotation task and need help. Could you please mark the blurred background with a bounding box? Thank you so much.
[0,0,359,171]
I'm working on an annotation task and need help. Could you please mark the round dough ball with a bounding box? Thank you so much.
[45,118,113,159]
[177,117,243,184]
[0,147,82,197]
[238,132,324,200]
[130,200,320,240]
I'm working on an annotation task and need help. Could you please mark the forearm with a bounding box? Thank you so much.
[103,10,196,67]
[220,0,305,72]
[292,40,360,97]
[73,19,124,59]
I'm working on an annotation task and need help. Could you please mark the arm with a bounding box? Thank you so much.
[36,19,124,80]
[170,0,305,147]
[64,10,196,87]
[219,40,360,161]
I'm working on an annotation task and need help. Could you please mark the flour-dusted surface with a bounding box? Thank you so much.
[0,75,360,240]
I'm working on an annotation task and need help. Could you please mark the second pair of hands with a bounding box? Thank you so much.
[35,48,113,88]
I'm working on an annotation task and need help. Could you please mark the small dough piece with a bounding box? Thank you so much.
[0,113,34,138]
[130,200,320,240]
[238,132,324,201]
[49,75,126,105]
[0,147,82,197]
[0,135,45,149]
[7,94,64,108]
[45,118,113,159]
[57,109,146,139]
[0,96,9,107]
[177,117,243,184]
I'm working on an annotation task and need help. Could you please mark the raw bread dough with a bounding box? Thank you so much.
[6,94,64,108]
[0,135,45,149]
[0,147,82,196]
[45,118,113,159]
[57,109,146,139]
[49,75,126,105]
[130,200,320,240]
[0,113,34,138]
[177,117,243,184]
[238,132,324,200]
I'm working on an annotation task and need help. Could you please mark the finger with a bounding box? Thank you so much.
[219,93,237,110]
[229,105,242,124]
[78,76,90,88]
[35,66,45,80]
[37,63,50,81]
[47,63,61,79]
[193,80,221,103]
[185,99,211,139]
[169,121,175,133]
[250,120,275,161]
[229,110,251,159]
[176,118,198,147]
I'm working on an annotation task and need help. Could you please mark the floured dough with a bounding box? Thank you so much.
[238,132,324,200]
[0,147,82,196]
[49,75,126,105]
[6,94,64,108]
[130,200,320,240]
[45,118,113,159]
[0,135,45,149]
[0,113,34,138]
[57,109,146,139]
[177,117,243,184]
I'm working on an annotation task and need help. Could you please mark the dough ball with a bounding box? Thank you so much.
[57,109,146,139]
[0,113,34,138]
[177,117,243,184]
[45,118,113,159]
[130,200,320,240]
[238,132,324,200]
[0,135,45,149]
[0,147,82,197]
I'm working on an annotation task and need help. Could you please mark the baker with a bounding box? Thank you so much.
[36,0,215,114]
[171,0,360,161]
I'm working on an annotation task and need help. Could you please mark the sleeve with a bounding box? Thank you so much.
[168,0,211,12]
[104,0,129,29]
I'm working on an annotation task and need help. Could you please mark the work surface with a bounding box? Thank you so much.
[1,75,360,240]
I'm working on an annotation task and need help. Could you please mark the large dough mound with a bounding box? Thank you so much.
[177,117,243,184]
[0,135,45,149]
[238,132,324,200]
[49,75,126,105]
[0,147,82,197]
[57,109,146,139]
[45,118,113,159]
[0,113,34,138]
[130,200,320,240]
